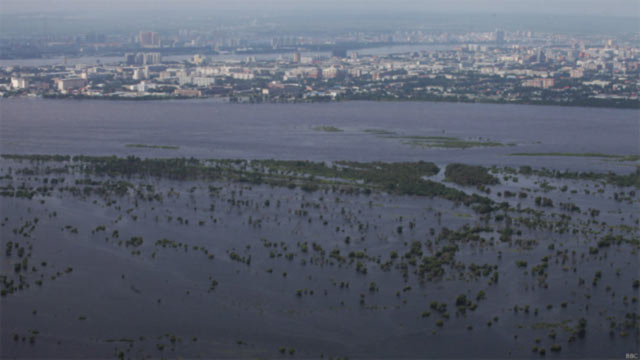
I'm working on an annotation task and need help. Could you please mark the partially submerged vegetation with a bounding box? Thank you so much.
[510,152,640,162]
[363,129,396,136]
[313,126,343,132]
[1,153,638,359]
[362,130,506,149]
[499,164,640,189]
[399,136,505,149]
[1,154,498,212]
[445,163,500,187]
[125,144,180,150]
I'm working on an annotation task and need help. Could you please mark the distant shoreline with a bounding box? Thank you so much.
[3,93,636,110]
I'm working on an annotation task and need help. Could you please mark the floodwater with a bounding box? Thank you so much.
[0,99,638,359]
[0,98,638,172]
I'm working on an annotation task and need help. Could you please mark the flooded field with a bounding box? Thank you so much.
[0,100,638,359]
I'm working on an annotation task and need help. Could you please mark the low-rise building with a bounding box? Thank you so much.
[174,89,201,97]
[55,78,87,92]
[522,78,555,89]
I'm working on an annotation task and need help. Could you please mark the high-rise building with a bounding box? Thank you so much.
[124,52,161,66]
[143,53,161,65]
[292,52,301,63]
[139,31,159,48]
[495,30,505,45]
[124,53,136,65]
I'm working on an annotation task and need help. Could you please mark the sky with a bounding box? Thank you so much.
[1,0,639,17]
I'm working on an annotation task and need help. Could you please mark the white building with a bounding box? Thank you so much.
[232,72,254,80]
[11,77,29,89]
[133,69,146,80]
[191,77,216,87]
[322,66,339,79]
[570,68,584,78]
[56,78,87,92]
[125,81,156,93]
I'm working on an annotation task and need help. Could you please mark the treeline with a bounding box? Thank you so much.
[337,93,640,109]
[42,94,194,101]
[1,154,499,213]
[515,165,640,189]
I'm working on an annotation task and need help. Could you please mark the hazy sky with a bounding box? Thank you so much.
[1,0,639,17]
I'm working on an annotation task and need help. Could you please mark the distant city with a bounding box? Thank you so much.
[2,25,639,108]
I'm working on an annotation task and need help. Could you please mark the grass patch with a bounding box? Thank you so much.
[455,213,473,218]
[363,129,396,135]
[510,153,639,162]
[403,138,504,149]
[401,136,460,141]
[363,130,504,149]
[126,144,179,150]
[531,320,574,333]
[313,126,343,132]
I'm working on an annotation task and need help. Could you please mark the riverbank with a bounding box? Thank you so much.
[4,93,639,109]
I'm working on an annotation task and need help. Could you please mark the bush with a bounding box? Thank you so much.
[456,294,469,307]
[445,164,499,186]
